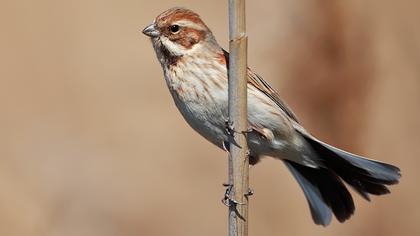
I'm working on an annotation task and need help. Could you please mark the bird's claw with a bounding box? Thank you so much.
[221,183,248,206]
[224,119,236,136]
[223,120,241,148]
[245,188,254,197]
[224,120,253,135]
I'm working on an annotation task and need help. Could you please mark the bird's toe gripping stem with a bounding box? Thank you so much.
[222,183,254,206]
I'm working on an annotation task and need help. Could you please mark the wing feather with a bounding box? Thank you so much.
[222,49,299,123]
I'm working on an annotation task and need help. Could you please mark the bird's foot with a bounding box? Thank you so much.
[224,119,236,136]
[221,183,246,207]
[224,120,253,136]
[223,120,241,148]
[245,188,254,197]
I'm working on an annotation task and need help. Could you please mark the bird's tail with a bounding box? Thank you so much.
[285,132,401,226]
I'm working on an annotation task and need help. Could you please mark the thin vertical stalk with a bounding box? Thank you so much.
[228,0,248,236]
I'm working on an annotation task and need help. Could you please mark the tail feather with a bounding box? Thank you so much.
[310,137,401,184]
[301,133,401,200]
[285,161,354,226]
[286,130,401,225]
[284,161,332,226]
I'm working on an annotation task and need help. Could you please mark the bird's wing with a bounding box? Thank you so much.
[247,69,299,123]
[222,49,299,123]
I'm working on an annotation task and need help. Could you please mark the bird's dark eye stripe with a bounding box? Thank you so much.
[170,25,180,33]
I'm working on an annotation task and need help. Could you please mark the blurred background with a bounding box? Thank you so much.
[1,0,419,235]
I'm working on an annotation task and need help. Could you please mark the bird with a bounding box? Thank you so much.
[142,7,400,226]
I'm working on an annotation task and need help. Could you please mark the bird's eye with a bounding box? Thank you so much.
[170,25,180,33]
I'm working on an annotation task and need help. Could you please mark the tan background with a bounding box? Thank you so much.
[1,0,419,235]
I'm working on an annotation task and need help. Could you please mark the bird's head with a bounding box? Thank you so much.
[143,7,219,66]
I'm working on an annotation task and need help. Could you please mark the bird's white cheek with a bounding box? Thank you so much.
[160,36,203,56]
[160,37,186,56]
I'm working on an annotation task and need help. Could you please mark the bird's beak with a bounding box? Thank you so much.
[142,23,160,37]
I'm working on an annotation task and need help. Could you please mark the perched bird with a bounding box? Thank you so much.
[143,7,400,226]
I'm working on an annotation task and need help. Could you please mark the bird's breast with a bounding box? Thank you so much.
[163,64,229,147]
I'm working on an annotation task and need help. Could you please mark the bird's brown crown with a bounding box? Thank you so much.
[154,7,210,49]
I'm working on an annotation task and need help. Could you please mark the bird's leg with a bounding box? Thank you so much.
[224,119,241,148]
[224,119,253,135]
[222,122,254,205]
[224,119,235,136]
[222,183,245,207]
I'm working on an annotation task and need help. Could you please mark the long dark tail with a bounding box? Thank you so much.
[285,132,401,226]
